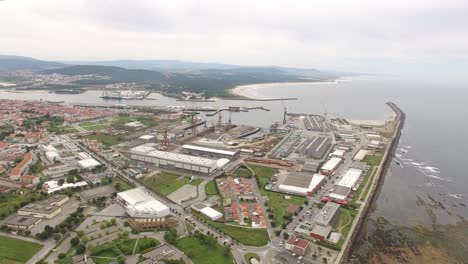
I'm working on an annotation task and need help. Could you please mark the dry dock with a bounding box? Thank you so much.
[336,102,406,264]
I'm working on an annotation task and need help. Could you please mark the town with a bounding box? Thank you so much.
[0,98,401,264]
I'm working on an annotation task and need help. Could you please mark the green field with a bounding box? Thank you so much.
[333,208,358,249]
[112,177,133,192]
[85,134,125,147]
[175,236,233,264]
[0,235,43,264]
[143,173,194,196]
[205,180,219,196]
[48,125,78,134]
[210,223,270,246]
[250,165,306,226]
[351,154,384,204]
[234,167,252,178]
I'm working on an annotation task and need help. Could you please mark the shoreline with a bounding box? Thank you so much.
[337,102,406,263]
[230,80,341,99]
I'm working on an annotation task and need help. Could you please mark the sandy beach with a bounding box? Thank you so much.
[230,80,344,99]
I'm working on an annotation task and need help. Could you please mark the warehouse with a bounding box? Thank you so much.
[182,144,240,160]
[279,172,326,196]
[314,201,340,227]
[320,157,343,176]
[296,136,332,159]
[130,146,229,175]
[200,206,223,221]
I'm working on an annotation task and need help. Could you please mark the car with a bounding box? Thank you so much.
[320,196,332,203]
[336,200,348,205]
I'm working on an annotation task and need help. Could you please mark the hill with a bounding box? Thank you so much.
[0,55,65,72]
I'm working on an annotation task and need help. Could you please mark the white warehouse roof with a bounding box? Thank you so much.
[78,158,101,169]
[182,144,238,156]
[200,206,223,221]
[131,145,157,154]
[321,157,343,171]
[353,149,369,161]
[118,188,170,218]
[132,148,228,169]
[279,174,325,195]
[139,135,155,140]
[337,168,363,188]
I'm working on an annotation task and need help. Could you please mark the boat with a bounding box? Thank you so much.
[55,89,84,94]
[46,100,65,104]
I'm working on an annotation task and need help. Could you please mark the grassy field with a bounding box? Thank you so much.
[250,164,306,226]
[85,134,125,147]
[0,235,43,264]
[333,208,358,249]
[48,125,78,134]
[205,180,219,196]
[112,177,133,192]
[79,121,110,131]
[351,154,384,204]
[143,172,192,196]
[189,178,204,186]
[210,223,270,247]
[175,236,233,264]
[234,167,252,178]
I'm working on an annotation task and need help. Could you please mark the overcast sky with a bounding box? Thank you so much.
[1,0,467,77]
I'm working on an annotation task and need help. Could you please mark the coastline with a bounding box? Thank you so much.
[230,80,340,99]
[337,102,406,264]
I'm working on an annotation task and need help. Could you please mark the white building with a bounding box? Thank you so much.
[117,188,170,218]
[200,206,223,221]
[279,173,326,196]
[45,151,61,162]
[329,168,363,200]
[320,157,343,176]
[42,180,88,194]
[130,146,229,175]
[78,158,101,170]
[353,149,369,161]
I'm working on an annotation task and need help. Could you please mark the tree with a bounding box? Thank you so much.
[322,257,328,263]
[116,255,126,264]
[71,237,80,247]
[111,218,117,225]
[76,244,86,254]
[58,253,66,259]
[66,174,75,183]
[76,230,85,237]
[58,179,65,186]
[115,182,121,191]
[283,233,289,240]
[53,233,61,241]
[223,245,231,256]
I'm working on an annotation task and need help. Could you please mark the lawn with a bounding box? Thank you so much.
[205,180,219,196]
[0,235,43,264]
[48,125,78,134]
[244,253,260,263]
[85,134,125,147]
[250,164,306,226]
[210,223,270,247]
[143,172,192,196]
[175,236,233,264]
[189,178,204,186]
[333,208,358,249]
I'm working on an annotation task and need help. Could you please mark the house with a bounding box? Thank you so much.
[285,236,311,256]
[20,174,40,186]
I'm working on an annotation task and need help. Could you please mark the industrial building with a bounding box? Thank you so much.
[329,168,363,200]
[117,188,176,231]
[278,172,326,196]
[130,145,229,175]
[42,180,88,194]
[78,158,101,170]
[303,115,327,131]
[296,136,332,159]
[182,144,240,160]
[320,157,343,176]
[353,149,369,161]
[200,206,223,221]
[314,201,340,227]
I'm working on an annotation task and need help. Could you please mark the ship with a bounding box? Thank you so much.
[54,89,84,94]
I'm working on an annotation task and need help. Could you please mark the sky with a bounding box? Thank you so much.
[1,0,468,77]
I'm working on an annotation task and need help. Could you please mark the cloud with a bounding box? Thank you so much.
[0,0,467,77]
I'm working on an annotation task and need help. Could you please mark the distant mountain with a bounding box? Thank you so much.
[0,55,65,72]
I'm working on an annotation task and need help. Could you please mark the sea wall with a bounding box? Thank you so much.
[336,102,406,264]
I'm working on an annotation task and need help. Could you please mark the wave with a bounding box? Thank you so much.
[448,194,464,199]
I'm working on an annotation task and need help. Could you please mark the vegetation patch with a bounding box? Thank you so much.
[210,223,270,247]
[174,232,233,264]
[244,252,260,263]
[0,189,47,219]
[204,180,219,196]
[85,134,125,147]
[0,235,43,264]
[143,172,192,196]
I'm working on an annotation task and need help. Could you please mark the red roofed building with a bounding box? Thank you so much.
[285,236,311,256]
[10,152,33,181]
[21,174,40,186]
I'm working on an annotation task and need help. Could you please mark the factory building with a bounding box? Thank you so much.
[278,173,326,196]
[303,115,327,131]
[5,216,42,230]
[130,145,229,175]
[78,158,101,170]
[182,144,240,160]
[296,136,332,159]
[353,149,369,161]
[200,207,223,221]
[329,168,363,201]
[310,201,340,240]
[320,157,343,176]
[117,188,176,231]
[18,203,61,219]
